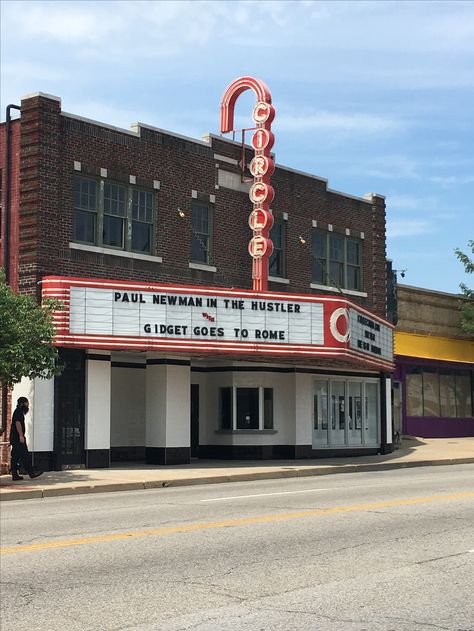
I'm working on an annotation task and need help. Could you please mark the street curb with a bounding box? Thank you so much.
[1,457,474,502]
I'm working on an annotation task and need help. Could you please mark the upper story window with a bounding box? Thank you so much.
[312,229,362,291]
[269,219,286,278]
[103,183,126,248]
[191,202,211,263]
[73,176,155,254]
[74,176,97,244]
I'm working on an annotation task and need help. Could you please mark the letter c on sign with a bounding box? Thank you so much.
[330,308,350,343]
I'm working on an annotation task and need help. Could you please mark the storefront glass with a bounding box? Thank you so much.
[406,367,473,418]
[348,381,362,446]
[313,378,379,448]
[313,380,329,446]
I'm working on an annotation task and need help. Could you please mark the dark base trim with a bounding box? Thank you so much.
[199,445,380,460]
[145,447,190,465]
[85,449,110,468]
[31,451,55,472]
[111,446,146,462]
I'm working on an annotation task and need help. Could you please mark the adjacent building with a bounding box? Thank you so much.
[393,285,474,438]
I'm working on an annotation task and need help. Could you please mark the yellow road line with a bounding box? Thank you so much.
[1,491,473,555]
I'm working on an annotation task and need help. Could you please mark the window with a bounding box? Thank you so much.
[191,202,211,263]
[132,190,154,252]
[74,176,97,244]
[312,229,362,291]
[237,388,259,429]
[73,175,155,253]
[103,183,126,248]
[219,387,274,430]
[269,220,285,277]
[406,368,473,418]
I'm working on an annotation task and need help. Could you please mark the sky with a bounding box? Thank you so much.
[1,0,473,294]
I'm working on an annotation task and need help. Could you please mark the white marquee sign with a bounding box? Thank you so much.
[43,277,394,369]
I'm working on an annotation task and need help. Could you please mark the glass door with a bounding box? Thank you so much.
[313,380,329,446]
[330,380,346,445]
[347,381,362,446]
[392,381,402,446]
[363,381,379,446]
[54,349,86,468]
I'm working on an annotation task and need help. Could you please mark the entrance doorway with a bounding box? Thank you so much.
[190,384,199,458]
[313,377,380,449]
[54,349,86,468]
[392,381,402,447]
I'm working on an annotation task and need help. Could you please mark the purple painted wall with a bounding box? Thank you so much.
[395,356,474,438]
[405,416,474,438]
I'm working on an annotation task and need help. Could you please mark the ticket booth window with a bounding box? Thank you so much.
[219,387,274,430]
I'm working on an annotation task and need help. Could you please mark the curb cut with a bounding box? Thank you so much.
[1,457,474,502]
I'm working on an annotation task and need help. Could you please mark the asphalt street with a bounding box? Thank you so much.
[1,464,473,631]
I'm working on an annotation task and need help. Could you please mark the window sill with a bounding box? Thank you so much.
[215,429,277,434]
[268,276,290,284]
[310,282,367,298]
[189,262,217,272]
[70,242,162,263]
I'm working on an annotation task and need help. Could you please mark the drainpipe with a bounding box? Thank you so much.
[1,104,21,436]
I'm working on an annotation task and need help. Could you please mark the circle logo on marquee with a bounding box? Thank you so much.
[330,308,350,343]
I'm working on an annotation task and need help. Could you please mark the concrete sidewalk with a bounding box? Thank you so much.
[1,437,474,501]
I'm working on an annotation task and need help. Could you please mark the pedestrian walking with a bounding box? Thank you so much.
[10,397,42,481]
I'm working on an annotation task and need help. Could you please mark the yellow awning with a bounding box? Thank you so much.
[395,331,474,364]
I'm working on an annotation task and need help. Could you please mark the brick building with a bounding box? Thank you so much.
[1,89,394,471]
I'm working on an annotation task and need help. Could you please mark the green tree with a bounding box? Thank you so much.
[0,270,62,388]
[454,240,474,336]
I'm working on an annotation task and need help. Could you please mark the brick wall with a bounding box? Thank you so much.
[15,93,388,317]
[397,285,470,339]
[1,117,21,473]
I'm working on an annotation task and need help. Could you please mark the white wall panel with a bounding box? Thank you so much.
[111,366,145,447]
[32,377,55,452]
[295,373,312,445]
[12,377,54,452]
[85,358,111,450]
[145,363,190,448]
[165,365,190,447]
[145,364,167,447]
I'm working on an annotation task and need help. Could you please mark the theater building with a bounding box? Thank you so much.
[1,80,395,471]
[393,285,474,438]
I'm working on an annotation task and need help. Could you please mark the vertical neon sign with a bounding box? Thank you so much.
[220,77,275,292]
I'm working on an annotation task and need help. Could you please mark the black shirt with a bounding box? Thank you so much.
[10,407,26,445]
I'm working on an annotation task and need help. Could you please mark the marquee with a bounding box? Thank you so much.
[42,276,394,371]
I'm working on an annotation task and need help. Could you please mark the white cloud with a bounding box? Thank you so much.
[350,155,420,180]
[2,61,68,81]
[276,110,405,135]
[430,175,474,187]
[7,2,125,43]
[387,194,439,212]
[387,219,435,238]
